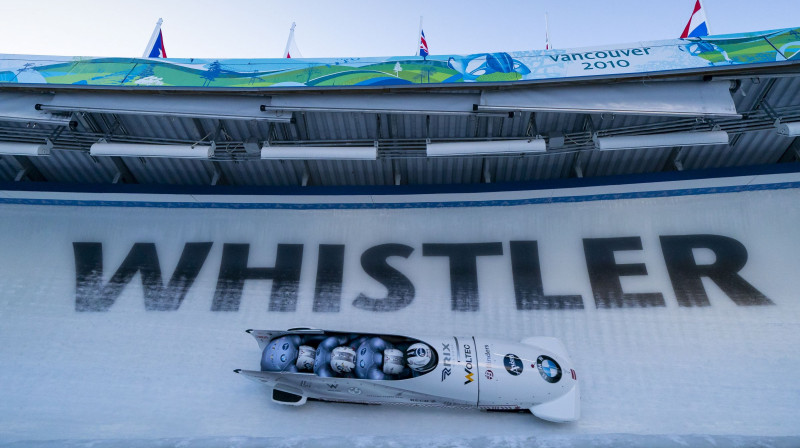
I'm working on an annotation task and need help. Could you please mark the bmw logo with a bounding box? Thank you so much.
[536,355,562,383]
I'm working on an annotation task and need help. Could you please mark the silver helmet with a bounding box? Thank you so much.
[330,346,356,373]
[382,348,405,375]
[296,345,316,371]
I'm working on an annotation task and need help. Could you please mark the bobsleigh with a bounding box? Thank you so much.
[234,328,580,422]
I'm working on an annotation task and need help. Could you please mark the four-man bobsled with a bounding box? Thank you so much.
[234,328,579,422]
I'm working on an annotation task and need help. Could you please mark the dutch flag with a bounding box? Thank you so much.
[419,30,429,58]
[143,18,167,58]
[680,0,710,39]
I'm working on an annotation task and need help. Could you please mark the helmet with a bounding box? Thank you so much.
[330,346,356,373]
[261,335,301,372]
[406,343,435,372]
[296,345,316,371]
[382,348,405,375]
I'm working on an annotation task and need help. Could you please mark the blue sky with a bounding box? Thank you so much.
[0,0,798,58]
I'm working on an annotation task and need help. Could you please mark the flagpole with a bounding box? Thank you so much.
[416,16,423,56]
[142,18,163,58]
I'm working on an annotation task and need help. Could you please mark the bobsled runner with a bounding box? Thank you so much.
[234,328,579,422]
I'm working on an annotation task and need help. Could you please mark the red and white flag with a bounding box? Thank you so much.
[283,22,303,58]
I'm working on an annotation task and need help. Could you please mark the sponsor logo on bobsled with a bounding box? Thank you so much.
[484,345,492,365]
[441,343,452,381]
[485,369,493,380]
[464,344,474,385]
[536,355,562,383]
[503,354,524,376]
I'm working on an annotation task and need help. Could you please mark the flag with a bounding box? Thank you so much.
[147,30,167,58]
[680,0,710,38]
[419,30,429,58]
[143,19,167,58]
[284,22,303,58]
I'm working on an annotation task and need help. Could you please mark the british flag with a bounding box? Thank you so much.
[419,30,429,58]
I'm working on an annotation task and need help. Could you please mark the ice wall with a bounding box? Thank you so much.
[0,173,798,446]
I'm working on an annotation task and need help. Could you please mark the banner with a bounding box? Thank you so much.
[1,27,798,88]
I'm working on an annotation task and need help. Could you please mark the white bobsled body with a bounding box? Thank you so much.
[235,328,579,422]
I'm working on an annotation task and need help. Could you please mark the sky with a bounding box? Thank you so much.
[0,0,798,59]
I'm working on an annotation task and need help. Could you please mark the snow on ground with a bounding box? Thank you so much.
[0,178,799,447]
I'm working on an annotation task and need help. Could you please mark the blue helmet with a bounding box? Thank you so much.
[260,335,301,372]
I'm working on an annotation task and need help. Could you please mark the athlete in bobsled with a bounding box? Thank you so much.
[261,333,431,380]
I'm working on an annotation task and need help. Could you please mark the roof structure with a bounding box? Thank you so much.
[0,28,799,188]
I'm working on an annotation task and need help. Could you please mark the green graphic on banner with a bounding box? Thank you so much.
[1,27,799,89]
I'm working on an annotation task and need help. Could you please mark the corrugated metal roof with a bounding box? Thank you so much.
[0,155,21,181]
[32,148,118,184]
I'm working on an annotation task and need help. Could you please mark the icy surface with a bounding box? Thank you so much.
[0,184,799,447]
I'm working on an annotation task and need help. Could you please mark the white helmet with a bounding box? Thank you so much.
[406,343,434,372]
[296,345,316,371]
[330,346,356,373]
[382,348,405,375]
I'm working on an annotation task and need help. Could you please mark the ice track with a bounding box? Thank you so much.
[1,173,799,447]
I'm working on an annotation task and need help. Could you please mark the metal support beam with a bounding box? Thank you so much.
[109,156,137,184]
[210,161,229,186]
[294,112,309,141]
[392,159,402,185]
[191,118,208,141]
[660,146,685,171]
[476,81,739,117]
[525,112,538,137]
[482,159,492,183]
[11,155,46,181]
[571,151,586,178]
[778,138,800,163]
[37,92,292,122]
[301,161,311,186]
